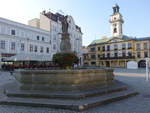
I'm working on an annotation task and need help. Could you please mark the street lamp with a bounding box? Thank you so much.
[0,52,1,69]
[145,58,150,81]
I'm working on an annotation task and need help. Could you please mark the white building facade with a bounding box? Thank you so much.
[0,17,51,62]
[0,11,82,64]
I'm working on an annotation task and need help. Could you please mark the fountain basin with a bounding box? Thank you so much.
[15,69,114,91]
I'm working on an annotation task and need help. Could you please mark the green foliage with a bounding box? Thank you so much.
[53,53,79,68]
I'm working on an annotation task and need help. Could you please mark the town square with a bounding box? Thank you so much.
[0,0,150,113]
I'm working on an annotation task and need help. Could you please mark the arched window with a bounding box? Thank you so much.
[113,28,117,33]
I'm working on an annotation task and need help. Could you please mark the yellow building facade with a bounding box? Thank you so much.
[83,37,150,68]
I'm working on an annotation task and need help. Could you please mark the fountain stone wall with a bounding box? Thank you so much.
[15,69,114,92]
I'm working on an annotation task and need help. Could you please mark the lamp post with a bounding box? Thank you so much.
[0,52,1,69]
[145,58,149,81]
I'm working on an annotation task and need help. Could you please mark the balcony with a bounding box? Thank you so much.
[91,58,96,60]
[128,47,132,49]
[122,48,126,50]
[102,49,105,52]
[90,48,96,52]
[89,50,96,53]
[99,56,135,60]
[106,49,110,51]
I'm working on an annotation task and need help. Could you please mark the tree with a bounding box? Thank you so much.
[53,53,79,69]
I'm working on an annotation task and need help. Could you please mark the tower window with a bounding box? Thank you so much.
[113,24,117,27]
[113,28,117,33]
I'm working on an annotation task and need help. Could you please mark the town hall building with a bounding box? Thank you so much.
[83,4,150,68]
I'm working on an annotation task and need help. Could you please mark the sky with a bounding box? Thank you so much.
[0,0,150,46]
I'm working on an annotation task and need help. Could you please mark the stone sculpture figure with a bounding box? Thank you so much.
[60,16,71,53]
[62,16,69,33]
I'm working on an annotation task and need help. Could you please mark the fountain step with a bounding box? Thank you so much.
[5,80,128,99]
[0,88,138,111]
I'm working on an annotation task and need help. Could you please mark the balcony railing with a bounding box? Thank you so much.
[89,50,96,52]
[128,47,132,49]
[98,56,135,60]
[91,57,96,60]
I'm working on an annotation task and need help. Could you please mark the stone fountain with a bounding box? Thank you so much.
[0,16,138,111]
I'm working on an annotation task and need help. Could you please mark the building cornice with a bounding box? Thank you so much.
[0,17,50,35]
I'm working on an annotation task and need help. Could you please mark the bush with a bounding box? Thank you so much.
[53,53,79,68]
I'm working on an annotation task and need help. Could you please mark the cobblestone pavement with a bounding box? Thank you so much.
[0,69,150,113]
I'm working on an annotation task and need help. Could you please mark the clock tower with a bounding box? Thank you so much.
[109,4,124,37]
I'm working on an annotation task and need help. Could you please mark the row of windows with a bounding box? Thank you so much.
[103,52,132,58]
[136,43,148,50]
[95,43,132,52]
[96,52,132,58]
[0,40,50,53]
[96,43,148,51]
[90,51,148,59]
[36,35,45,41]
[137,52,148,58]
[10,29,46,42]
[29,44,49,53]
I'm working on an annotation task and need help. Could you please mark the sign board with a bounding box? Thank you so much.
[127,61,138,69]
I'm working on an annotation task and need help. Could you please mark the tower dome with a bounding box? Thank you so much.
[113,4,120,14]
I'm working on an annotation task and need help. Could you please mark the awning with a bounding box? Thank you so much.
[4,54,51,61]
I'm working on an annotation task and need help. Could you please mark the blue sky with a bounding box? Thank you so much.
[0,0,150,46]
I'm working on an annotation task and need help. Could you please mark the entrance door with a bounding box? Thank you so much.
[106,61,110,67]
[138,60,146,68]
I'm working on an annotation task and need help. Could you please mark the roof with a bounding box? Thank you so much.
[89,35,150,46]
[90,37,110,45]
[136,37,150,41]
[0,17,50,34]
[42,11,82,33]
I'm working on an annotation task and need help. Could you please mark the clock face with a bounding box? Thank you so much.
[113,16,118,21]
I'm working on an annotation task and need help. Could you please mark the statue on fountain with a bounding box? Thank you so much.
[60,16,71,53]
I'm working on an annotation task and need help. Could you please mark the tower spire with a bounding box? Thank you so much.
[113,4,120,14]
